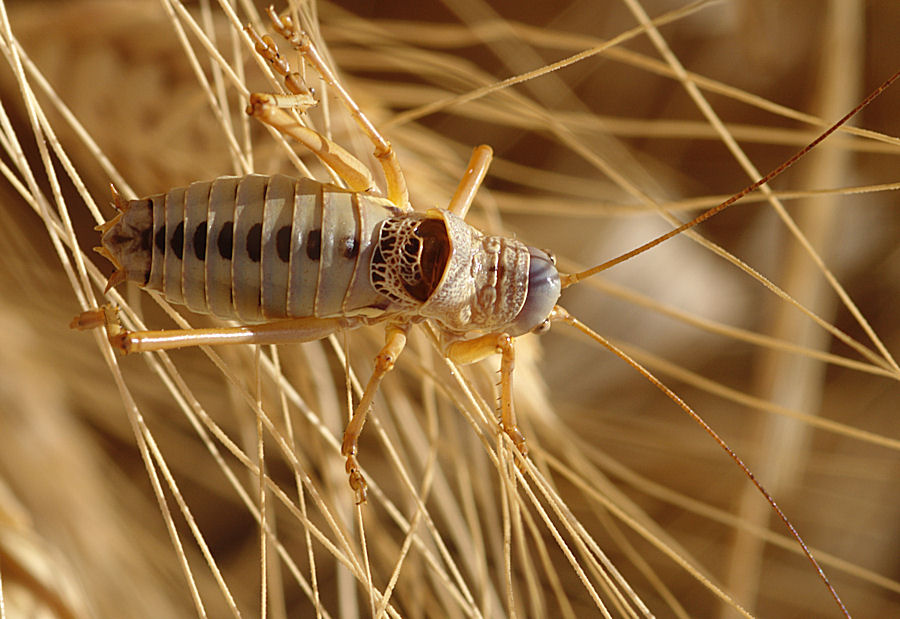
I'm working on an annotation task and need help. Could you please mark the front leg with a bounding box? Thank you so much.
[446,333,527,461]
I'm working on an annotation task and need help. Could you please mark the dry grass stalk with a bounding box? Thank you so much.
[0,0,898,616]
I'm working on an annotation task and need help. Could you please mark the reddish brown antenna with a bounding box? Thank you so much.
[561,68,900,289]
[555,69,900,617]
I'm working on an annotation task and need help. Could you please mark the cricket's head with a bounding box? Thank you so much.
[505,246,560,336]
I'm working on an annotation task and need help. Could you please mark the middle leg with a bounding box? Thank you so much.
[447,145,493,219]
[341,324,409,504]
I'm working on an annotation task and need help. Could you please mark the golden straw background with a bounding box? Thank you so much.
[0,0,898,616]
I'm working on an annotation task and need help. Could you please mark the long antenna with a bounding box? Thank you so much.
[560,68,900,290]
[553,307,849,617]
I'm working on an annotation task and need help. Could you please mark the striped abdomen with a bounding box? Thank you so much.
[102,174,400,322]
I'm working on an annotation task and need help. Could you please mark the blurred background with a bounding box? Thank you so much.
[0,0,898,616]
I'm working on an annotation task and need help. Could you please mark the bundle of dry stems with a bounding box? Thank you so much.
[0,0,898,616]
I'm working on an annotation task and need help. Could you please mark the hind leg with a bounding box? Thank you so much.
[259,7,409,209]
[245,24,377,195]
[70,305,362,353]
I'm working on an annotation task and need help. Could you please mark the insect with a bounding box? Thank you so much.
[73,7,560,507]
[69,6,898,615]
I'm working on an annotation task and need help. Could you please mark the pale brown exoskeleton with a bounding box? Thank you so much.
[75,6,561,507]
[70,6,899,615]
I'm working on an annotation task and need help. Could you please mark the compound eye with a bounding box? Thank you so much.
[531,319,551,335]
[543,250,557,266]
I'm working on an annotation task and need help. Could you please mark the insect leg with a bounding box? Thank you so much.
[71,305,363,353]
[247,93,375,194]
[447,145,493,219]
[341,324,408,504]
[262,6,410,210]
[244,23,312,99]
[446,334,527,462]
